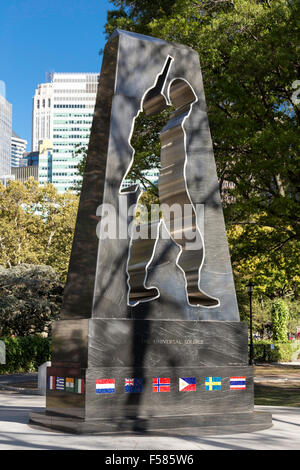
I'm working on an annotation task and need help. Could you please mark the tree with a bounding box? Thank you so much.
[104,0,300,306]
[0,179,78,280]
[0,264,63,336]
[71,144,88,194]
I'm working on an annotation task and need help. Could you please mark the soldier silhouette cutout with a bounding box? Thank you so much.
[121,57,219,308]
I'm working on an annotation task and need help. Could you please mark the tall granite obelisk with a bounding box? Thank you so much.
[30,30,272,434]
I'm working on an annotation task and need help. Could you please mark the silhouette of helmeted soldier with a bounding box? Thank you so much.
[121,58,219,308]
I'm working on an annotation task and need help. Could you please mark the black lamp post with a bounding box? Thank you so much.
[247,281,255,365]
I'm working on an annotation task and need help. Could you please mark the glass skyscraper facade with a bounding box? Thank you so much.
[38,140,53,185]
[11,131,27,167]
[0,81,12,177]
[32,72,99,192]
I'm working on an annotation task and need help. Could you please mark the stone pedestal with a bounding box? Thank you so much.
[37,361,51,396]
[0,340,5,365]
[30,320,272,434]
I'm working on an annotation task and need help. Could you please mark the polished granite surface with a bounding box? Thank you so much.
[30,30,272,434]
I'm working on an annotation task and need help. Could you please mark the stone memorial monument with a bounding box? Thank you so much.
[30,30,272,434]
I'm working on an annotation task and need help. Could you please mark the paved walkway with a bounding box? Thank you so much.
[0,372,38,385]
[0,390,299,450]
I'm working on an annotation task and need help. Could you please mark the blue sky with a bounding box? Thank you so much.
[0,0,112,149]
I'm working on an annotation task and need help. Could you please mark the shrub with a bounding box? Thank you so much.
[0,336,51,374]
[253,340,293,363]
[0,264,63,336]
[271,299,289,343]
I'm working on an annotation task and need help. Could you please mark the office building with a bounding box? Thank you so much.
[32,82,53,151]
[22,151,39,167]
[11,165,38,183]
[11,131,27,167]
[32,72,98,192]
[0,81,12,177]
[38,139,53,186]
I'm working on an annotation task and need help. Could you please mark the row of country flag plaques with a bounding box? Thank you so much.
[95,376,247,394]
[48,376,247,394]
[48,376,85,394]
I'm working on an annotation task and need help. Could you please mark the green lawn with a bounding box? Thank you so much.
[254,382,300,407]
[254,364,300,407]
[254,364,300,378]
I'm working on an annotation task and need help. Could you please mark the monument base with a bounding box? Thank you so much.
[29,409,272,435]
[29,320,272,435]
